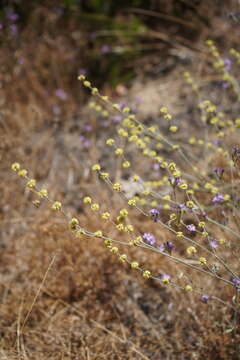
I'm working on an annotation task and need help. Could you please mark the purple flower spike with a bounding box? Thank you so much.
[158,244,165,252]
[113,116,122,123]
[7,12,19,21]
[232,278,240,291]
[212,194,224,204]
[222,82,229,89]
[84,124,92,132]
[101,45,110,53]
[52,105,61,115]
[10,24,18,36]
[149,208,159,222]
[55,89,67,100]
[186,224,196,232]
[200,295,209,304]
[224,58,232,71]
[169,177,181,187]
[142,233,156,246]
[161,274,171,283]
[209,240,218,249]
[165,241,174,254]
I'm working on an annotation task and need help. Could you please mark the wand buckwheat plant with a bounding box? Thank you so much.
[12,40,240,327]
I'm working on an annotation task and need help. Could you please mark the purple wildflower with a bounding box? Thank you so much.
[158,244,165,252]
[224,58,232,72]
[78,68,87,76]
[7,12,19,21]
[101,45,110,53]
[209,240,218,249]
[149,208,159,222]
[175,178,182,186]
[169,177,181,187]
[52,105,61,115]
[186,224,196,232]
[84,124,92,132]
[212,194,224,204]
[178,203,187,211]
[153,163,160,171]
[135,97,142,104]
[142,233,156,246]
[200,295,209,304]
[18,57,25,65]
[222,82,229,89]
[232,278,240,291]
[55,89,67,101]
[161,274,171,283]
[9,24,18,36]
[83,140,91,148]
[212,139,220,146]
[113,116,122,124]
[119,102,127,110]
[165,241,174,254]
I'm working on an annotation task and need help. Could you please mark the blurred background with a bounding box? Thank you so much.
[1,1,240,359]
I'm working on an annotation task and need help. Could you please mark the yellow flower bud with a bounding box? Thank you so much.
[199,257,207,265]
[78,74,86,81]
[18,169,27,177]
[26,179,36,188]
[101,212,110,220]
[115,148,124,156]
[176,232,183,238]
[92,164,101,172]
[160,106,168,114]
[119,254,127,262]
[169,125,178,133]
[143,270,151,279]
[83,196,92,204]
[186,246,197,255]
[91,203,100,211]
[122,161,130,168]
[104,239,112,248]
[91,87,98,95]
[83,80,91,87]
[111,247,118,254]
[11,162,21,172]
[131,262,139,269]
[38,189,48,198]
[52,201,62,211]
[128,199,136,206]
[69,218,79,230]
[100,172,109,180]
[113,183,121,191]
[94,230,103,237]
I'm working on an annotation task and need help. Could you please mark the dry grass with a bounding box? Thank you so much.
[1,2,240,359]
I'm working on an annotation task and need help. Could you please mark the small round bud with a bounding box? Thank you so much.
[92,164,101,172]
[26,179,36,188]
[11,162,21,172]
[143,270,151,279]
[131,262,139,269]
[69,218,79,230]
[18,169,27,177]
[52,201,62,211]
[83,196,92,204]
